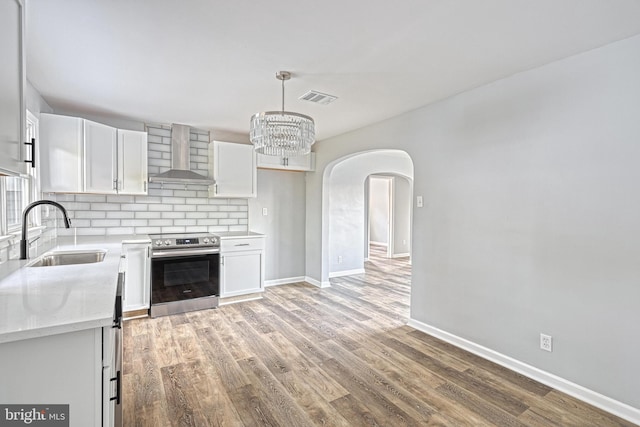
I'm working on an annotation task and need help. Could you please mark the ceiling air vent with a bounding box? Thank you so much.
[299,90,338,105]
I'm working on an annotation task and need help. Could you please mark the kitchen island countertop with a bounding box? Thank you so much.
[0,235,149,344]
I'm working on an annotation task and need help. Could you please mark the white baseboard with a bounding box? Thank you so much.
[407,318,640,426]
[264,276,306,287]
[329,268,365,278]
[305,276,331,288]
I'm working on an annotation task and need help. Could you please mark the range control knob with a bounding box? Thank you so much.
[164,240,171,246]
[203,238,209,244]
[155,240,162,246]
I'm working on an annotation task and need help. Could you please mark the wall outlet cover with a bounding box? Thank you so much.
[540,333,553,352]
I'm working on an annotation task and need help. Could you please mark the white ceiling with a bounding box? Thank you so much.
[26,0,640,141]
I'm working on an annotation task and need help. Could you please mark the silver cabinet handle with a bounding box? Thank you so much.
[234,243,250,246]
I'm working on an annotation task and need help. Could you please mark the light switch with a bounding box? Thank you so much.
[262,207,268,216]
[416,196,424,208]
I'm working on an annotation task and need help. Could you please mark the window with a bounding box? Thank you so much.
[4,176,29,231]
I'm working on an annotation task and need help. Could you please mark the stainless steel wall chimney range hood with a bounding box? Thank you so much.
[149,124,214,185]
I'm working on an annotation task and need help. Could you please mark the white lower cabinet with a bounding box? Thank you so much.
[0,327,114,427]
[121,242,150,312]
[220,236,265,298]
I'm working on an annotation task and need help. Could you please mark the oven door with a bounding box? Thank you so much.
[151,250,220,306]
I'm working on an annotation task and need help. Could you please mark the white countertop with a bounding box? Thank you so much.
[215,231,264,239]
[0,235,150,344]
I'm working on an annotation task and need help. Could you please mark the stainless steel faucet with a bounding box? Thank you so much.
[20,200,72,260]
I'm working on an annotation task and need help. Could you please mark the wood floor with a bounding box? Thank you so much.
[123,245,635,426]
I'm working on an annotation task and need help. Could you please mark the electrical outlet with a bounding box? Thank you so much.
[262,207,268,216]
[338,255,343,264]
[540,334,553,352]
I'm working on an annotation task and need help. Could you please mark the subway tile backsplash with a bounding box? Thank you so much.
[49,124,248,236]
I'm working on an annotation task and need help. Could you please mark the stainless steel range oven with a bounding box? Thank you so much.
[149,232,220,317]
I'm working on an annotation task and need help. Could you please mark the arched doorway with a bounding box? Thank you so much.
[321,149,414,281]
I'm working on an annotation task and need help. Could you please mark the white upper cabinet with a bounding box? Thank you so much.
[40,114,84,193]
[209,141,257,198]
[40,114,148,194]
[0,0,26,176]
[118,129,148,195]
[256,152,316,172]
[84,120,118,193]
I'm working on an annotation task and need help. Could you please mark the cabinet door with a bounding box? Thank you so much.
[122,243,150,312]
[0,0,25,176]
[256,152,315,171]
[220,251,263,297]
[117,129,148,195]
[209,141,257,198]
[84,120,117,193]
[256,153,286,169]
[285,153,315,171]
[40,114,84,192]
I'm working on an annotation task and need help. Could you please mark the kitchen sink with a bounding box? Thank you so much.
[28,250,107,267]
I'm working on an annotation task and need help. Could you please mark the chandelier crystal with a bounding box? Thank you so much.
[250,71,315,157]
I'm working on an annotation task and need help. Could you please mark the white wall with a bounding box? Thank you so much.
[307,35,640,411]
[369,176,390,245]
[392,176,411,257]
[26,80,52,117]
[249,169,306,282]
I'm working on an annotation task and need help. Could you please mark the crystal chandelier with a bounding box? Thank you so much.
[250,71,315,157]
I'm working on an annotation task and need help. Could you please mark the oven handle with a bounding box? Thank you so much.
[152,248,220,258]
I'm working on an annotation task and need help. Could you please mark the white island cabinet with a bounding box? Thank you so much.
[209,140,257,198]
[0,0,26,176]
[0,326,115,427]
[121,241,150,313]
[219,234,265,300]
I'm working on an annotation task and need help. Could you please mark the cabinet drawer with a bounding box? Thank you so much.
[220,237,265,253]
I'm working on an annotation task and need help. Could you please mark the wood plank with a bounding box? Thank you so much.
[160,363,210,427]
[382,336,530,417]
[237,356,317,426]
[407,329,554,397]
[436,381,528,427]
[195,326,251,391]
[321,357,422,426]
